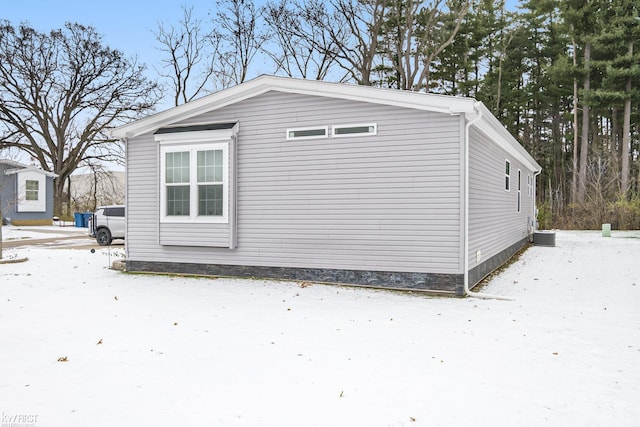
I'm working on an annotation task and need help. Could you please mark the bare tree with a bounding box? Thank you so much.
[263,0,338,80]
[214,0,272,85]
[0,21,160,215]
[154,6,223,105]
[71,163,125,212]
[382,0,469,91]
[293,0,387,85]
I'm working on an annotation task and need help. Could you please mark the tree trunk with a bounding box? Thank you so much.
[53,177,69,217]
[571,39,579,205]
[620,40,632,196]
[577,41,591,205]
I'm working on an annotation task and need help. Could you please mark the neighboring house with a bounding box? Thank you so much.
[0,159,58,224]
[113,76,542,296]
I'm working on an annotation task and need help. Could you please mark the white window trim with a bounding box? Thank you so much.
[16,171,46,212]
[285,126,328,141]
[332,123,377,138]
[156,130,233,224]
[505,159,511,192]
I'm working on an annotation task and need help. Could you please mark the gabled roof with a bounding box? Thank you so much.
[1,159,58,178]
[112,75,541,172]
[113,75,478,139]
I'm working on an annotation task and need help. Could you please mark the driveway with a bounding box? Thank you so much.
[1,226,122,250]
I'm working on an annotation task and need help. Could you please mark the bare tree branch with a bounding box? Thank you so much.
[382,0,469,91]
[0,21,161,214]
[214,0,272,86]
[263,0,339,80]
[154,6,222,105]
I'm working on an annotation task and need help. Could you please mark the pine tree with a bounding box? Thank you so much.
[592,0,640,196]
[560,0,604,204]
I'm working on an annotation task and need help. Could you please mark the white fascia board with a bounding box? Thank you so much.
[471,102,542,173]
[112,75,477,139]
[4,166,58,178]
[154,127,238,144]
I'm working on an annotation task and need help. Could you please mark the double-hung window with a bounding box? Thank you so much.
[161,143,228,222]
[25,180,39,201]
[155,123,237,224]
[196,149,224,216]
[505,160,511,191]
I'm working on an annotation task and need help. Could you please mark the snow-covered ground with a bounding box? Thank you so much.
[1,230,639,426]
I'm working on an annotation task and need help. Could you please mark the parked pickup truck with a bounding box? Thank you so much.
[88,205,125,246]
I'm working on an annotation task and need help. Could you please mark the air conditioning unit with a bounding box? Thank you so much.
[533,231,556,247]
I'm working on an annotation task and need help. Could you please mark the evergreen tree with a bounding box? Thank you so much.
[592,0,640,196]
[560,0,603,204]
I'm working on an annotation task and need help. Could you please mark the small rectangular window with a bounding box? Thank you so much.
[25,180,39,201]
[517,170,522,213]
[286,126,328,140]
[505,160,511,191]
[332,123,377,137]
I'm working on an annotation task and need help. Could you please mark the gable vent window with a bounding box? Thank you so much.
[333,123,377,137]
[286,126,328,140]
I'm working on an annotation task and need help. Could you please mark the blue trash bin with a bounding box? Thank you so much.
[74,212,85,227]
[83,212,92,228]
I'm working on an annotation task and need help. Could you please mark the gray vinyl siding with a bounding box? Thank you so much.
[126,91,463,274]
[125,134,159,250]
[0,165,55,221]
[467,127,535,270]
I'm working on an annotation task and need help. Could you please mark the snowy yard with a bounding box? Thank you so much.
[1,230,639,426]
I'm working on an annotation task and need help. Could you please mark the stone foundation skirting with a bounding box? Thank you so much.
[126,260,463,293]
[126,238,528,296]
[463,237,529,295]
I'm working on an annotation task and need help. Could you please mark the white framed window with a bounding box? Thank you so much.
[517,169,522,213]
[160,143,229,223]
[286,126,328,140]
[155,125,237,224]
[332,123,377,138]
[505,160,511,191]
[16,171,46,212]
[527,174,532,196]
[25,180,39,201]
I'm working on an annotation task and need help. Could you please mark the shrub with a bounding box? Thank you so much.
[536,201,553,230]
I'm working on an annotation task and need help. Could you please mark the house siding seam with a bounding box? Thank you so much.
[125,91,463,275]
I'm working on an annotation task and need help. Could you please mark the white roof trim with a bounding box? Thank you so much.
[112,75,476,139]
[472,103,542,172]
[3,164,58,178]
